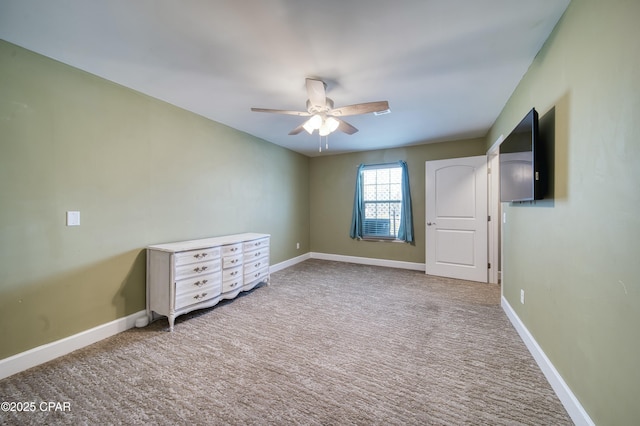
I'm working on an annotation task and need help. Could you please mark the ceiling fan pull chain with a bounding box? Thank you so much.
[325,136,329,150]
[318,134,322,153]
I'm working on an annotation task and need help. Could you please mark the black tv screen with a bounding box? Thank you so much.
[500,108,545,202]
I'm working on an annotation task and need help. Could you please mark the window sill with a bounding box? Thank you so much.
[360,237,404,243]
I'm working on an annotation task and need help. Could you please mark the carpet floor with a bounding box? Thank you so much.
[0,259,572,425]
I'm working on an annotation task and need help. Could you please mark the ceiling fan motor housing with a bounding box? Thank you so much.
[306,98,333,114]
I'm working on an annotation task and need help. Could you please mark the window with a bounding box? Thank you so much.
[350,161,414,242]
[362,165,402,238]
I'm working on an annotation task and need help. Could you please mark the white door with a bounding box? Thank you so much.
[426,156,488,282]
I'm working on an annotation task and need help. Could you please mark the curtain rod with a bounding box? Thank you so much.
[359,160,404,169]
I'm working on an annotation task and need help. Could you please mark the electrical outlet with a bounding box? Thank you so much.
[520,289,525,304]
[296,242,300,250]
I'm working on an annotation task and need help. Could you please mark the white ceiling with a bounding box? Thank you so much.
[0,0,570,157]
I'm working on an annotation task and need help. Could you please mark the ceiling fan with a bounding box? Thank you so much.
[251,78,390,137]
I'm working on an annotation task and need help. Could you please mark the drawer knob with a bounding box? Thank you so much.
[194,266,208,273]
[194,253,208,259]
[255,262,261,267]
[194,293,208,300]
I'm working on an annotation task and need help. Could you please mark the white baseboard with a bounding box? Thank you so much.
[311,252,425,271]
[0,310,146,380]
[270,252,311,273]
[501,297,594,426]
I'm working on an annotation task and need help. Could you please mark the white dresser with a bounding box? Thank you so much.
[146,233,270,331]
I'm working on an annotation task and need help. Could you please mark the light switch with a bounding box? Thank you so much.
[66,211,80,226]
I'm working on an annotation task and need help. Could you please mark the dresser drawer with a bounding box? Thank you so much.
[245,248,268,262]
[222,265,243,282]
[222,253,243,269]
[175,286,219,310]
[222,243,243,257]
[175,258,221,280]
[244,266,269,286]
[222,277,243,293]
[175,272,221,296]
[244,257,268,275]
[243,237,269,253]
[175,247,221,266]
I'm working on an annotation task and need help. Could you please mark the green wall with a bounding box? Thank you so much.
[486,1,640,424]
[309,140,485,263]
[0,40,310,359]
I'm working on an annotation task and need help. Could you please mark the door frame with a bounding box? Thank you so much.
[487,135,503,285]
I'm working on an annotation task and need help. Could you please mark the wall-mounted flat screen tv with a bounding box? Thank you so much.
[500,108,546,202]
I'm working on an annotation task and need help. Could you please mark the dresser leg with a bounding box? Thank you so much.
[168,315,175,332]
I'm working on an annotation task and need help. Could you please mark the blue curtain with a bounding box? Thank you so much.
[350,161,414,243]
[349,164,366,239]
[397,160,414,243]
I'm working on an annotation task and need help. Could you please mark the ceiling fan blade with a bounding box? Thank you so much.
[330,101,390,117]
[337,119,358,135]
[288,123,306,135]
[251,108,310,116]
[306,78,327,110]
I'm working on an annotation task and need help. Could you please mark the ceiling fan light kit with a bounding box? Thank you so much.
[303,114,339,136]
[321,116,340,135]
[251,78,390,150]
[303,114,323,134]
